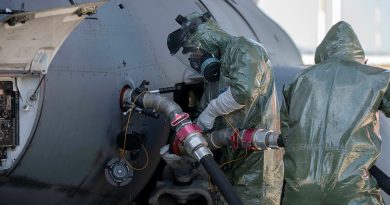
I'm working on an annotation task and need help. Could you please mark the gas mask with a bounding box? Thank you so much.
[167,12,221,82]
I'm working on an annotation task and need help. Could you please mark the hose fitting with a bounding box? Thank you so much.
[172,122,211,160]
[170,121,212,161]
[119,82,243,205]
[120,82,212,160]
[208,128,283,151]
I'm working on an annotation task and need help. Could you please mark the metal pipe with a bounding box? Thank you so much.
[207,129,232,150]
[206,128,284,151]
[141,92,185,124]
[208,128,390,198]
[123,87,210,159]
[122,87,243,205]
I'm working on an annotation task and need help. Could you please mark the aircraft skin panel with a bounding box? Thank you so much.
[232,0,303,66]
[120,0,209,86]
[51,19,117,73]
[6,0,172,197]
[0,2,102,74]
[201,0,258,41]
[0,2,106,173]
[201,0,302,67]
[11,71,118,185]
[0,0,195,202]
[378,114,390,203]
[0,183,130,205]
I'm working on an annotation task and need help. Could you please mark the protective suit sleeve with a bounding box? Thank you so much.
[280,84,291,142]
[197,87,245,130]
[193,92,207,120]
[229,50,264,105]
[379,85,390,117]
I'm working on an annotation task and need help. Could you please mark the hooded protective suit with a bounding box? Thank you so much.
[281,21,390,205]
[182,15,284,204]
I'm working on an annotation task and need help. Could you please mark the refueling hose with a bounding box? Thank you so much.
[141,92,244,205]
[369,165,390,195]
[122,84,244,205]
[121,83,389,202]
[201,155,243,205]
[207,128,389,196]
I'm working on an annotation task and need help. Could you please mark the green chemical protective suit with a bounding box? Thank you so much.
[181,14,284,204]
[281,21,390,205]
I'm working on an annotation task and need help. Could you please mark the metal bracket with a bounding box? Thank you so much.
[6,13,33,26]
[30,48,54,74]
[75,5,97,16]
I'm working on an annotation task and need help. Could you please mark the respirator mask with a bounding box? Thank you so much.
[167,12,221,82]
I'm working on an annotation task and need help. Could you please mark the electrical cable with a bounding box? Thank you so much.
[119,91,149,171]
[29,75,46,101]
[208,115,248,191]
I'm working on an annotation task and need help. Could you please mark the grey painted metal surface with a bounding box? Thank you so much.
[1,0,386,205]
[378,114,390,203]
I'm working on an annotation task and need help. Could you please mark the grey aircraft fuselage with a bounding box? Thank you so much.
[0,0,388,204]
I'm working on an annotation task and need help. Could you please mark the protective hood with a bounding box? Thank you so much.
[281,21,390,205]
[185,13,232,57]
[315,21,365,64]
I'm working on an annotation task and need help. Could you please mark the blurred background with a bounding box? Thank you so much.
[256,0,390,68]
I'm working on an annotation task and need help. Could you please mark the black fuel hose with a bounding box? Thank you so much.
[277,135,284,147]
[369,165,390,195]
[200,154,244,205]
[129,89,244,203]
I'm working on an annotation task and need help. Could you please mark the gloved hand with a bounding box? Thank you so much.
[197,87,245,131]
[197,108,217,131]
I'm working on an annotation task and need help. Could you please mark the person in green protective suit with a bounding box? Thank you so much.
[281,21,390,205]
[167,12,283,204]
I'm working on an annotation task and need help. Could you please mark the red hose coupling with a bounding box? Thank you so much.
[171,138,182,155]
[170,113,189,127]
[240,129,257,151]
[171,123,202,155]
[230,130,239,150]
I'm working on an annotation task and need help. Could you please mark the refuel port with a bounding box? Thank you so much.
[116,131,144,152]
